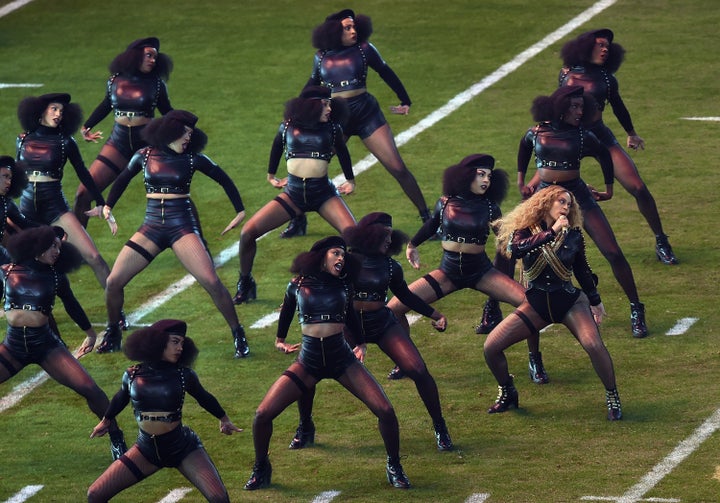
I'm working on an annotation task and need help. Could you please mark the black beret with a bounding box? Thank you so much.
[459,153,495,170]
[357,212,392,228]
[0,156,15,169]
[310,236,346,253]
[164,110,198,128]
[300,85,332,100]
[127,37,160,51]
[149,319,187,337]
[38,93,71,106]
[326,9,354,21]
[593,28,614,43]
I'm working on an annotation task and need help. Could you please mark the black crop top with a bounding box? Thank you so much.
[307,41,412,106]
[104,361,225,423]
[277,271,363,345]
[510,225,600,305]
[410,194,501,247]
[518,121,614,186]
[106,146,244,212]
[84,73,173,129]
[353,254,435,318]
[267,120,354,181]
[558,64,634,134]
[2,261,91,330]
[16,127,105,206]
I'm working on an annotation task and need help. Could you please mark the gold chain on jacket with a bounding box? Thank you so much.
[522,224,572,284]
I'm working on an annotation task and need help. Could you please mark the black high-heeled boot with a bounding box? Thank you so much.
[475,299,503,334]
[433,419,454,451]
[655,233,678,265]
[119,310,129,331]
[630,302,648,338]
[233,325,250,358]
[288,420,315,449]
[487,378,519,414]
[244,458,272,490]
[387,365,405,380]
[108,429,127,461]
[386,457,411,489]
[233,274,257,305]
[606,388,623,421]
[96,324,122,354]
[280,214,307,239]
[528,351,549,384]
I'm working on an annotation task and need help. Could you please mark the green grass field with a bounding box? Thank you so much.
[0,0,718,501]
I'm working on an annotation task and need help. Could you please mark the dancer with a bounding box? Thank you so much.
[516,86,648,338]
[0,226,127,459]
[16,93,114,294]
[74,37,173,227]
[281,8,429,238]
[88,319,241,503]
[244,236,411,490]
[386,154,544,382]
[0,156,33,263]
[91,110,249,358]
[287,212,453,453]
[233,86,356,304]
[483,186,622,421]
[558,28,677,264]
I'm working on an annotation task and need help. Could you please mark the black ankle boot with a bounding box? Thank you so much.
[233,325,250,358]
[119,310,129,331]
[655,234,678,265]
[109,429,127,461]
[487,378,519,414]
[244,458,272,490]
[630,302,648,338]
[96,324,122,354]
[528,351,549,384]
[475,299,503,334]
[288,420,315,449]
[387,365,405,380]
[606,388,623,421]
[386,457,411,489]
[233,274,257,305]
[433,419,454,451]
[280,214,307,239]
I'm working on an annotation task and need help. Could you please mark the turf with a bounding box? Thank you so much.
[0,0,718,501]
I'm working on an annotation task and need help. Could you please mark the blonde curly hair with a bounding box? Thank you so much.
[493,185,583,257]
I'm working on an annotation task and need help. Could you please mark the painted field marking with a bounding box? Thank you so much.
[312,490,342,503]
[157,487,193,502]
[680,117,720,121]
[581,407,720,502]
[465,493,491,503]
[0,83,43,89]
[1,485,43,503]
[665,317,698,336]
[0,0,33,18]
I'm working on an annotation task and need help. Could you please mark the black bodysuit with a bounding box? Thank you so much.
[510,225,600,323]
[85,73,172,128]
[16,126,105,223]
[267,120,353,181]
[277,272,361,381]
[410,194,500,290]
[353,254,435,343]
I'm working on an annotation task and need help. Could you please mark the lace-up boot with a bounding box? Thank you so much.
[630,302,648,338]
[606,388,623,421]
[487,378,519,414]
[476,299,503,334]
[233,274,257,305]
[528,351,549,384]
[386,457,411,489]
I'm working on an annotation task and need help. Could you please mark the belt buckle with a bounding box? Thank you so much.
[22,304,32,310]
[340,80,349,87]
[456,237,466,243]
[547,161,558,167]
[320,314,330,321]
[310,152,320,158]
[357,292,368,299]
[160,187,170,193]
